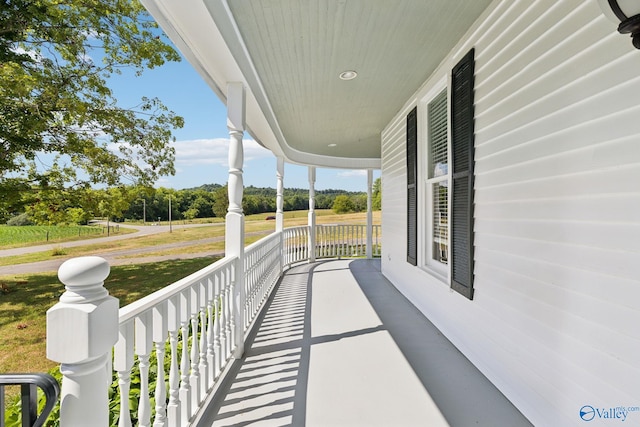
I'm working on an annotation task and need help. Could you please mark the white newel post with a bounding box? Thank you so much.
[47,256,119,427]
[308,167,316,263]
[226,82,246,359]
[366,169,373,259]
[276,157,285,233]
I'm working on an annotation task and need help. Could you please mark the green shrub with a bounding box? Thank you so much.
[50,247,67,256]
[6,213,34,226]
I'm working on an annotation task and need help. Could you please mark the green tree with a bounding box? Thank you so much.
[183,207,199,221]
[372,178,382,210]
[191,192,215,218]
[332,195,354,214]
[212,185,228,218]
[352,194,367,212]
[0,0,184,207]
[23,165,90,224]
[243,195,260,215]
[96,186,134,221]
[66,207,91,225]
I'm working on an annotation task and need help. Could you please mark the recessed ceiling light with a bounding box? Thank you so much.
[339,70,358,80]
[328,143,337,147]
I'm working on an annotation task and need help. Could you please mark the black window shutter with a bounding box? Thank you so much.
[451,49,475,300]
[407,107,418,266]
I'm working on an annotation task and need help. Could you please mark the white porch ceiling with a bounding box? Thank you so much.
[142,0,494,169]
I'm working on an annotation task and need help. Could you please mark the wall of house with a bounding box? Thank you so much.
[381,0,640,425]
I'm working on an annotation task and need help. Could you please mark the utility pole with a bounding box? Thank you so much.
[169,196,172,233]
[142,199,146,224]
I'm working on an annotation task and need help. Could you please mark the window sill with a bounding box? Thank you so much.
[420,264,449,285]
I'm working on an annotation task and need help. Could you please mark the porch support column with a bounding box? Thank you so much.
[276,157,285,232]
[226,82,246,359]
[308,166,316,263]
[366,169,373,259]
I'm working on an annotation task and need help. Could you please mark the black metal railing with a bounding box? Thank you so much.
[0,374,60,427]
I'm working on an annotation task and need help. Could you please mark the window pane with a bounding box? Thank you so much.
[428,90,448,179]
[432,181,448,264]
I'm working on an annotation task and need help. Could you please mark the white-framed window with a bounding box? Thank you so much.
[423,88,449,277]
[407,49,475,299]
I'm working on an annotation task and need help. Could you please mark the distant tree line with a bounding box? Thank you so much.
[2,179,382,225]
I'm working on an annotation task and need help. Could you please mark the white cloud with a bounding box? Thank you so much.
[11,46,42,62]
[336,170,368,178]
[173,138,273,167]
[78,52,94,66]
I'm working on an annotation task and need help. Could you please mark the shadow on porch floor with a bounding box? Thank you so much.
[196,259,532,427]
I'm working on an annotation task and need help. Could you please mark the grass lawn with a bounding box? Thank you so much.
[0,224,135,249]
[0,257,218,376]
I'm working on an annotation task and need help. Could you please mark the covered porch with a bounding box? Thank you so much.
[197,258,530,427]
[39,225,531,426]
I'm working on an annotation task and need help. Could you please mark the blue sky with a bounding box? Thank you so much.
[108,52,380,193]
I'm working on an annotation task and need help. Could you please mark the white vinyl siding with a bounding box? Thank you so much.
[381,0,640,426]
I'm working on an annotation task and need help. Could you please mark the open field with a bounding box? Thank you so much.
[0,210,380,266]
[0,224,134,249]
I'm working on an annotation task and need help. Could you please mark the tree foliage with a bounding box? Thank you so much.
[4,182,379,225]
[332,194,354,214]
[372,177,381,210]
[0,0,184,210]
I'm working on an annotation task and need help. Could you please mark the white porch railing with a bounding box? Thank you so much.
[282,226,310,265]
[284,224,382,264]
[46,223,381,426]
[116,256,237,427]
[316,224,381,258]
[243,231,282,330]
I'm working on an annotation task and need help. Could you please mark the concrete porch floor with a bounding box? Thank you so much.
[196,259,532,427]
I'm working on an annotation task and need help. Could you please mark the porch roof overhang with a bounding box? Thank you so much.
[140,0,493,169]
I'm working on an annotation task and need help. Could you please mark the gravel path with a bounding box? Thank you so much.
[0,222,252,276]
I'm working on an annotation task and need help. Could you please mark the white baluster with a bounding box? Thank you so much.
[225,269,234,357]
[213,273,222,379]
[152,301,168,427]
[135,311,153,427]
[189,284,201,413]
[206,276,215,387]
[179,290,192,426]
[246,256,253,324]
[166,295,181,426]
[47,256,118,427]
[199,279,209,398]
[219,270,228,361]
[114,321,134,427]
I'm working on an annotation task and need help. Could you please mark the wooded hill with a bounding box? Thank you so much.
[3,180,382,225]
